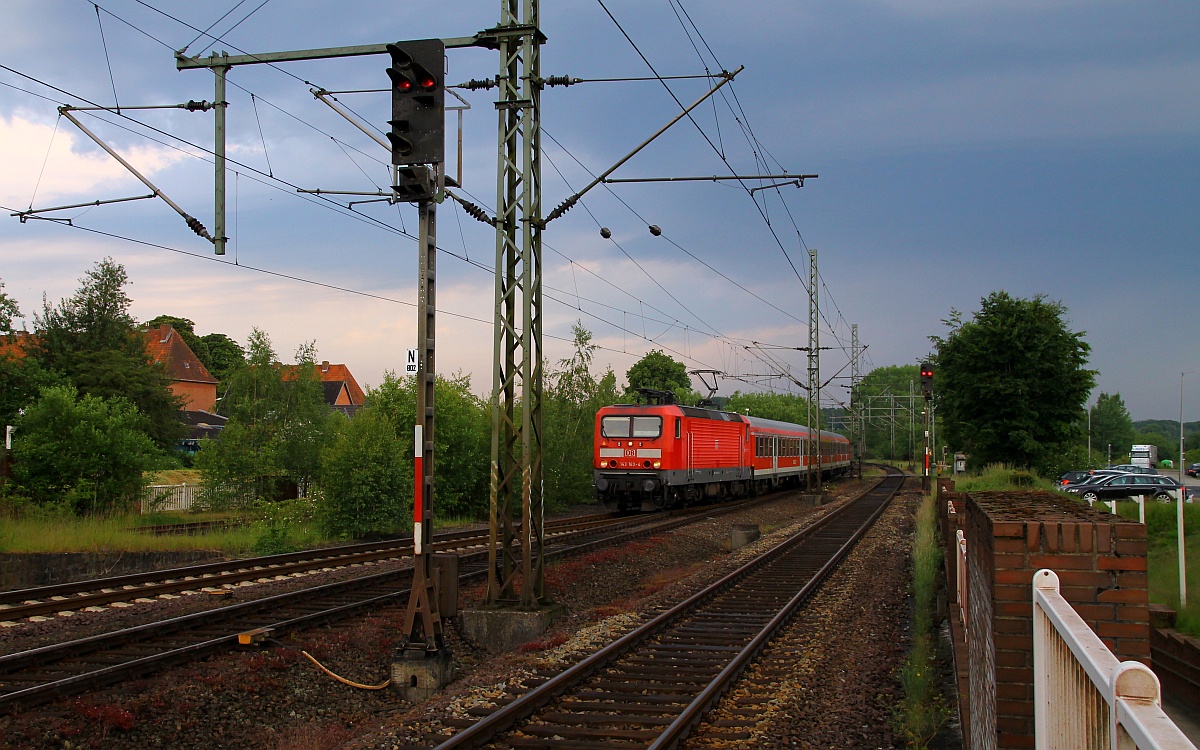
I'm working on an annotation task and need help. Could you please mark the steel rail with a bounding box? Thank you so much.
[0,513,620,620]
[431,470,903,750]
[0,495,773,714]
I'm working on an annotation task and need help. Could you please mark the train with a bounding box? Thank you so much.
[593,390,852,512]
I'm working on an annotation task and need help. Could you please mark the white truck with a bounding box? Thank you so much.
[1129,444,1158,469]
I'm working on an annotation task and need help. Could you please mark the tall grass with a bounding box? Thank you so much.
[894,492,952,748]
[1110,499,1200,638]
[951,464,1057,493]
[0,514,259,554]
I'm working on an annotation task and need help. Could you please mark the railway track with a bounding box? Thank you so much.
[0,512,620,623]
[0,496,775,714]
[429,470,904,750]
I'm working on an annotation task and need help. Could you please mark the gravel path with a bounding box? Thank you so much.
[0,476,922,750]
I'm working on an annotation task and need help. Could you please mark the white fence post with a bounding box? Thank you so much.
[1032,568,1196,749]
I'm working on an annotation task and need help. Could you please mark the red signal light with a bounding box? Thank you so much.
[420,75,435,90]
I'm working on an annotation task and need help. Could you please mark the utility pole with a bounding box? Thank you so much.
[486,0,548,610]
[805,248,821,492]
[850,324,863,480]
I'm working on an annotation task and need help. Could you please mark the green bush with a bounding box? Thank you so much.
[317,407,409,539]
[12,384,160,515]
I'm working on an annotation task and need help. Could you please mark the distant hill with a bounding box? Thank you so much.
[1133,420,1200,440]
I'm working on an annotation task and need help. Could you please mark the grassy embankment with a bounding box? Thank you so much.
[894,490,951,747]
[951,465,1200,638]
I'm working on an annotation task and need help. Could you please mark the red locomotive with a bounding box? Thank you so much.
[594,390,851,512]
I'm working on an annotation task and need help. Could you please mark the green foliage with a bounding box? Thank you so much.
[1089,393,1135,459]
[0,279,22,334]
[951,464,1058,493]
[198,329,336,507]
[367,371,491,519]
[930,292,1096,472]
[200,332,246,385]
[724,391,810,423]
[854,364,923,461]
[0,352,64,429]
[543,324,622,509]
[894,493,951,748]
[249,497,318,555]
[625,349,692,398]
[28,259,183,450]
[11,384,161,515]
[318,407,409,538]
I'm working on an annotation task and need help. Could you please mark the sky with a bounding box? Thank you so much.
[0,0,1197,423]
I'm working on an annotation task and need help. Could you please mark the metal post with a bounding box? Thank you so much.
[487,0,545,608]
[806,248,820,491]
[1180,372,1188,608]
[402,190,444,651]
[213,57,228,256]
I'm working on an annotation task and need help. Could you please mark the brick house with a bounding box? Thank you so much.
[142,324,219,412]
[280,361,366,416]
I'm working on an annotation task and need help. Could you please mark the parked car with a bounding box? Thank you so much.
[1063,473,1192,502]
[1187,463,1200,478]
[1058,470,1090,486]
[1106,464,1158,475]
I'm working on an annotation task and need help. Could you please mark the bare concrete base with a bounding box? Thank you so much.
[798,493,825,508]
[729,523,761,551]
[460,603,567,653]
[391,646,453,702]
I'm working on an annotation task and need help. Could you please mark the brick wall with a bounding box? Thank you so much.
[962,491,1149,750]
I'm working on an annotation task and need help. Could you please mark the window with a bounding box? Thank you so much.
[601,415,662,439]
[632,417,662,438]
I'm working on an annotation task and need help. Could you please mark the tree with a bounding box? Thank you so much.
[625,350,692,400]
[724,391,809,424]
[31,259,183,449]
[0,279,21,334]
[930,292,1096,473]
[318,407,408,538]
[367,371,492,519]
[12,384,160,514]
[197,330,336,505]
[543,323,621,508]
[199,332,245,384]
[855,364,922,461]
[1089,393,1135,463]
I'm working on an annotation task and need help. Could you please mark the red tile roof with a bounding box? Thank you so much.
[279,361,366,406]
[143,324,218,385]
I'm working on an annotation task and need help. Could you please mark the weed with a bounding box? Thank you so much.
[72,697,136,733]
[517,633,568,653]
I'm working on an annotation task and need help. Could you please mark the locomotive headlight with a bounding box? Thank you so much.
[652,461,661,469]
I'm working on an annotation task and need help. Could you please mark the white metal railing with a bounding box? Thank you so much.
[956,528,968,637]
[1033,569,1196,749]
[140,483,198,513]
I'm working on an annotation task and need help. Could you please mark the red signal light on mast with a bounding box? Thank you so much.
[920,362,934,396]
[385,40,445,167]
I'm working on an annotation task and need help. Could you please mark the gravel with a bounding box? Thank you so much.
[0,476,925,750]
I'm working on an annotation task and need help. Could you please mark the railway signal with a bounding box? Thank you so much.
[920,362,934,398]
[385,40,445,166]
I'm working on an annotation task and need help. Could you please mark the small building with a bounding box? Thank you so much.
[280,360,366,417]
[142,324,219,412]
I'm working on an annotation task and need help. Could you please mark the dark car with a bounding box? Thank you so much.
[1107,464,1158,475]
[1187,463,1200,478]
[1064,473,1191,502]
[1059,470,1090,486]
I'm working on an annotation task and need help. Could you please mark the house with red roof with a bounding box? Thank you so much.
[143,324,220,412]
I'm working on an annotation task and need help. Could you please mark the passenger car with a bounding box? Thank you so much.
[1059,470,1090,486]
[1187,463,1200,478]
[1106,464,1158,475]
[1063,473,1192,502]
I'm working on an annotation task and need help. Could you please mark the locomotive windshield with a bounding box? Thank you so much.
[601,415,662,439]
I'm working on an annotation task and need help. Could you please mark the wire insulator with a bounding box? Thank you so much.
[184,100,211,112]
[184,214,214,241]
[457,78,497,91]
[541,75,579,88]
